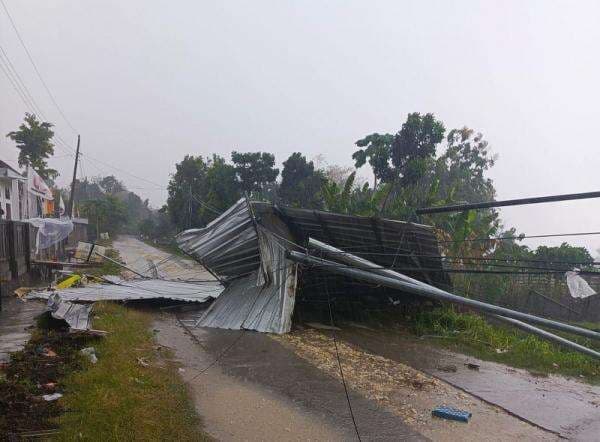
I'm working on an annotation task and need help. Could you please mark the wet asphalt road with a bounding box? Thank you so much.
[338,327,600,440]
[114,236,597,441]
[155,314,426,441]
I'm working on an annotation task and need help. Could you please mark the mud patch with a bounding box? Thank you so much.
[0,314,92,438]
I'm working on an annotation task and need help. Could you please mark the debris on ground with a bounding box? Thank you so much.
[465,362,480,371]
[432,406,472,423]
[80,347,98,364]
[42,382,57,391]
[0,313,91,436]
[305,322,342,331]
[42,393,63,402]
[14,287,38,299]
[42,347,57,358]
[273,329,555,440]
[56,274,82,289]
[25,277,223,332]
[437,364,458,373]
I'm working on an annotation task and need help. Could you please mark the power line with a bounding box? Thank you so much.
[417,190,600,215]
[0,44,46,118]
[81,153,164,189]
[325,283,362,441]
[0,43,76,159]
[438,230,600,244]
[0,0,78,133]
[313,250,600,268]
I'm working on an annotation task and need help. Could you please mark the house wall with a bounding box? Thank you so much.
[0,180,21,220]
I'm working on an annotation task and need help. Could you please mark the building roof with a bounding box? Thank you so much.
[176,198,450,334]
[0,159,25,181]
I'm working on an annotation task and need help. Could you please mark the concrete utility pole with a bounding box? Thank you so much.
[67,135,80,218]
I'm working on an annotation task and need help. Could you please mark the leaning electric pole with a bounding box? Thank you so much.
[67,135,80,218]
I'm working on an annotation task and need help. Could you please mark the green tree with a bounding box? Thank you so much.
[435,127,497,205]
[231,151,279,194]
[80,196,128,239]
[99,175,125,195]
[167,155,209,230]
[533,243,594,270]
[6,113,58,182]
[321,171,356,213]
[352,133,394,188]
[278,152,325,208]
[167,154,241,230]
[203,155,241,216]
[353,114,445,188]
[353,113,445,212]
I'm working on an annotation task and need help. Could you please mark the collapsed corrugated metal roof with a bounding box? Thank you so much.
[28,278,223,303]
[176,198,449,334]
[27,277,224,330]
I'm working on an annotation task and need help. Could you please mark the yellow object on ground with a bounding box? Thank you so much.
[57,275,81,289]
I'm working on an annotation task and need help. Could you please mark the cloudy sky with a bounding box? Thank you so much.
[1,0,599,253]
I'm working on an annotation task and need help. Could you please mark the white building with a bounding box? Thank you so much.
[0,160,56,221]
[0,160,25,220]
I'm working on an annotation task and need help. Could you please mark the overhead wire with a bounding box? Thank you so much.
[0,0,78,133]
[324,278,362,441]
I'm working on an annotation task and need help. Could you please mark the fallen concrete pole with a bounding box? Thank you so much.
[93,251,148,279]
[289,249,600,342]
[491,315,600,359]
[307,238,600,342]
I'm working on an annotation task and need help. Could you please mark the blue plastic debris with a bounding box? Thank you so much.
[432,406,472,423]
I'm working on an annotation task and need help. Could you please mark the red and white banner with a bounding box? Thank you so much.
[27,167,53,200]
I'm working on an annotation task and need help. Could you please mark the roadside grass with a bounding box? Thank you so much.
[408,307,600,383]
[55,302,208,441]
[77,247,123,278]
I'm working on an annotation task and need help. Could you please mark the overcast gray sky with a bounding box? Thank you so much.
[2,0,600,253]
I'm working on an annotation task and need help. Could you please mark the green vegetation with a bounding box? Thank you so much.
[6,112,58,183]
[55,302,207,441]
[78,247,123,277]
[409,307,600,383]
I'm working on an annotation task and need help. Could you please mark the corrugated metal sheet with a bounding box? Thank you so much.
[47,293,93,330]
[267,204,449,288]
[176,199,260,280]
[176,199,448,334]
[28,277,224,332]
[197,230,298,333]
[28,278,223,303]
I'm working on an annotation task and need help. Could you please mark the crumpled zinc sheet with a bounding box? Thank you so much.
[27,217,74,250]
[27,277,223,330]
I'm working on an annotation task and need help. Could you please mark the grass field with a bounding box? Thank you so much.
[408,307,600,383]
[55,302,208,441]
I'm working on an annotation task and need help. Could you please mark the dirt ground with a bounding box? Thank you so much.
[112,235,580,441]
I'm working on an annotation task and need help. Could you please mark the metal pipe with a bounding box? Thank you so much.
[289,250,600,341]
[306,238,600,357]
[415,190,600,215]
[491,315,600,359]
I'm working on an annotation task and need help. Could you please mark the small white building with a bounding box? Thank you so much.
[0,160,25,220]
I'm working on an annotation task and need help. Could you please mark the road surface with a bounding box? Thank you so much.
[113,236,568,441]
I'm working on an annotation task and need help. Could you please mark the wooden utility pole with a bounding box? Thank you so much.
[67,135,80,218]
